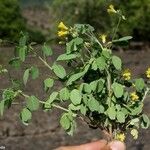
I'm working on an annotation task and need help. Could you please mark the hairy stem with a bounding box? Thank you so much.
[38,56,52,70]
[106,68,113,139]
[142,87,150,102]
[20,91,69,112]
[112,16,122,41]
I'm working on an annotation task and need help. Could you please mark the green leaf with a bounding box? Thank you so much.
[0,100,5,116]
[69,104,81,111]
[19,33,27,47]
[102,49,111,59]
[117,111,125,123]
[131,103,143,115]
[52,63,66,79]
[66,37,83,53]
[112,36,132,46]
[131,129,138,139]
[9,58,21,69]
[98,105,105,113]
[113,36,132,43]
[141,114,150,129]
[67,65,90,86]
[73,37,83,45]
[67,38,80,52]
[91,60,98,70]
[57,53,80,61]
[80,104,87,115]
[67,120,76,136]
[70,89,81,105]
[46,92,58,105]
[74,24,94,34]
[121,107,129,116]
[2,89,12,100]
[112,82,124,98]
[97,79,104,93]
[67,72,84,86]
[44,78,54,91]
[135,78,145,92]
[130,118,139,127]
[23,69,30,86]
[19,46,27,62]
[20,108,32,125]
[66,40,74,54]
[42,43,53,56]
[96,57,106,70]
[83,83,91,94]
[116,104,121,111]
[90,81,98,92]
[88,99,99,112]
[30,66,39,79]
[112,56,122,70]
[60,113,71,130]
[26,96,40,111]
[107,106,116,120]
[88,96,104,113]
[82,94,88,105]
[59,88,70,101]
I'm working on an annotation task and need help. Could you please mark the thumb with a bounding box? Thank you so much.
[54,140,108,150]
[108,141,126,150]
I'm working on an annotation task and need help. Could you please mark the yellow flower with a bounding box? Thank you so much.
[107,5,117,14]
[130,92,139,101]
[116,133,125,142]
[58,22,68,31]
[122,69,131,80]
[146,67,150,79]
[100,34,107,44]
[57,31,69,37]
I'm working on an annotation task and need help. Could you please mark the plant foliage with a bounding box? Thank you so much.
[0,5,150,142]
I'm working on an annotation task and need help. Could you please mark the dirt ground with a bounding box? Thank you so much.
[0,45,150,150]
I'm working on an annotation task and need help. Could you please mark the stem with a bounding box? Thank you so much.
[20,92,69,112]
[12,102,24,105]
[85,32,104,50]
[91,32,104,50]
[52,104,69,112]
[81,58,85,65]
[142,87,150,102]
[109,125,113,141]
[106,69,113,140]
[106,69,112,107]
[112,16,122,41]
[84,45,92,56]
[38,56,52,70]
[20,92,29,98]
[39,100,69,112]
[38,56,58,79]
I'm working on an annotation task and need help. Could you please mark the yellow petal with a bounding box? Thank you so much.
[116,133,125,142]
[57,31,68,37]
[58,22,68,30]
[100,34,107,43]
[130,92,139,101]
[122,69,131,80]
[107,4,117,14]
[146,67,150,79]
